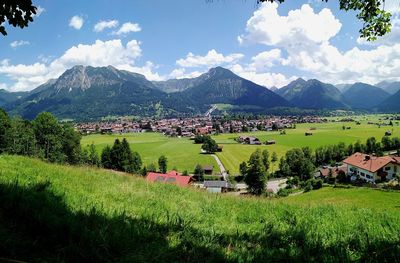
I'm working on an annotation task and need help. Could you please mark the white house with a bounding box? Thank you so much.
[343,152,400,183]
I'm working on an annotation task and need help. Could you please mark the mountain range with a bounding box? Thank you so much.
[2,65,400,120]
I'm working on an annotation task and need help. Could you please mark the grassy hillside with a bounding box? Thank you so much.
[0,155,399,262]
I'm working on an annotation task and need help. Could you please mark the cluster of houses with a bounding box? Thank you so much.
[317,152,400,183]
[75,115,326,136]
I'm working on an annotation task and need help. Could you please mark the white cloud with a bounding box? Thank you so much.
[0,39,163,91]
[239,3,341,46]
[239,2,400,85]
[69,15,84,30]
[10,40,30,48]
[230,63,296,88]
[94,20,119,32]
[249,49,283,70]
[169,68,203,79]
[176,49,244,68]
[113,22,141,35]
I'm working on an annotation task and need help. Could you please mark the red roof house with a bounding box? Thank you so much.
[146,172,192,187]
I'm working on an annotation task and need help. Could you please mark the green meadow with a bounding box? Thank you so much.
[82,116,399,175]
[214,119,400,174]
[81,132,219,173]
[0,155,399,262]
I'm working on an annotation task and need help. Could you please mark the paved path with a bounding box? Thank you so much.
[211,153,228,180]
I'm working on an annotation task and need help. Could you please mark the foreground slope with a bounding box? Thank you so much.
[0,155,399,262]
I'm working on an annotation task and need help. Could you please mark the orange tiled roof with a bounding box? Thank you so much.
[343,152,396,173]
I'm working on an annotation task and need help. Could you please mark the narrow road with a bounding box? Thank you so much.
[211,153,228,180]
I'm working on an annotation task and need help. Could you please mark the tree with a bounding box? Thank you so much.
[366,137,377,153]
[101,145,112,169]
[194,164,205,181]
[0,108,11,153]
[244,149,267,195]
[158,155,168,173]
[201,136,219,153]
[131,151,142,173]
[262,149,270,171]
[271,152,278,163]
[148,163,157,172]
[5,116,36,156]
[257,0,392,41]
[239,161,248,177]
[110,139,123,170]
[88,143,100,167]
[279,148,315,181]
[0,0,37,36]
[141,166,148,176]
[61,124,82,165]
[32,112,63,162]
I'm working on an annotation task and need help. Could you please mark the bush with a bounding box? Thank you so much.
[311,179,323,190]
[303,181,313,192]
[277,188,291,197]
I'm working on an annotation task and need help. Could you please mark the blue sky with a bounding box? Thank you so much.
[1,0,400,91]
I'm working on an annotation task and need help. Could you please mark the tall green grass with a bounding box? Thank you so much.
[0,155,399,262]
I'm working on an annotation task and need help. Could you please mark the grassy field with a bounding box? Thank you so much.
[0,155,399,262]
[81,132,219,174]
[214,119,400,174]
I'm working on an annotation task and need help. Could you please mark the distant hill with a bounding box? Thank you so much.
[277,78,348,110]
[6,66,289,120]
[7,65,177,120]
[378,89,400,112]
[343,82,390,109]
[0,89,28,107]
[375,81,400,95]
[179,67,289,110]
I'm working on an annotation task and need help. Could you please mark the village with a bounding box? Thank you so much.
[75,115,326,136]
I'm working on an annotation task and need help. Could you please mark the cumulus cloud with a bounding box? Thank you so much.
[239,2,400,84]
[239,3,341,46]
[169,68,203,79]
[176,49,244,68]
[10,40,30,48]
[69,15,84,30]
[230,63,296,88]
[0,39,163,91]
[113,22,141,35]
[94,20,119,32]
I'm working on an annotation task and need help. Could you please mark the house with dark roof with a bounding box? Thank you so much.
[203,180,234,193]
[343,152,400,183]
[146,171,192,187]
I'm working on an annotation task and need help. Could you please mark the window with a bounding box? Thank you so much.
[385,167,391,171]
[361,172,365,176]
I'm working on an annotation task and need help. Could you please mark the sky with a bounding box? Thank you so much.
[1,0,400,92]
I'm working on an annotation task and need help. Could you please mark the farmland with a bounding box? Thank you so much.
[81,132,219,174]
[82,116,400,175]
[0,155,399,262]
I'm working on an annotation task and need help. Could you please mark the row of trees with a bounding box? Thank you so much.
[0,109,82,164]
